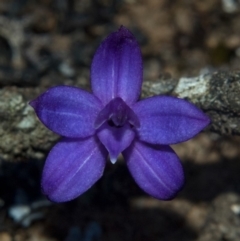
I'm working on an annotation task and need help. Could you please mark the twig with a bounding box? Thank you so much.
[1,70,240,161]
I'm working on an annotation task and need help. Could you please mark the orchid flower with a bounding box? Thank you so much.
[30,26,210,202]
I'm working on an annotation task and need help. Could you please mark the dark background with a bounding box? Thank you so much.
[1,0,240,240]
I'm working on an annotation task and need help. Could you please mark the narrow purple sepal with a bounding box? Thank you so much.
[41,137,107,202]
[30,86,103,138]
[123,141,184,200]
[91,26,143,106]
[97,123,135,164]
[133,96,210,145]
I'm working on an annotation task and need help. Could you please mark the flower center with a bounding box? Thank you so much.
[94,97,140,129]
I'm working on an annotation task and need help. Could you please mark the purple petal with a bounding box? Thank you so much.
[30,86,102,138]
[123,141,184,200]
[91,26,143,106]
[97,123,135,164]
[133,96,210,145]
[41,137,107,202]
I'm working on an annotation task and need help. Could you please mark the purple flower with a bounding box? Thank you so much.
[30,26,210,203]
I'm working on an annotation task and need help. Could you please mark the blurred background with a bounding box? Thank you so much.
[1,0,240,240]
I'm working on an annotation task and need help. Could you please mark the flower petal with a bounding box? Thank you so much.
[30,86,102,138]
[133,96,210,144]
[97,123,135,164]
[91,26,143,106]
[123,140,184,200]
[41,137,107,202]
